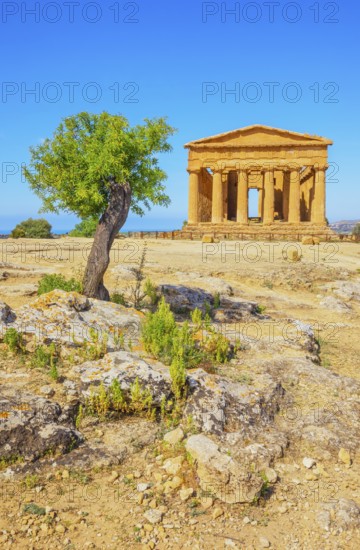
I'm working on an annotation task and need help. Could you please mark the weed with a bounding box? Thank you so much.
[169,351,187,400]
[3,328,24,354]
[111,292,126,306]
[22,474,40,490]
[23,503,46,516]
[37,274,82,296]
[144,278,159,306]
[213,292,221,309]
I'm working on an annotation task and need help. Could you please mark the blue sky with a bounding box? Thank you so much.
[0,0,358,231]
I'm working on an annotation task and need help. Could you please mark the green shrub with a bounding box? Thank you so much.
[170,351,187,400]
[142,298,232,369]
[37,274,83,295]
[10,218,52,239]
[203,331,230,363]
[111,292,126,306]
[144,278,159,306]
[213,292,221,309]
[84,378,155,421]
[172,321,203,369]
[23,503,46,516]
[141,297,177,364]
[30,344,57,369]
[69,216,99,238]
[49,362,59,381]
[3,328,24,354]
[190,307,203,328]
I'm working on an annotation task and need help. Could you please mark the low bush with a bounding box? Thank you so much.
[141,297,177,364]
[81,377,155,423]
[37,274,83,295]
[141,298,233,369]
[10,218,52,239]
[3,328,24,354]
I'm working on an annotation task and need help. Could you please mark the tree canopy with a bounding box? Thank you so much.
[23,112,176,219]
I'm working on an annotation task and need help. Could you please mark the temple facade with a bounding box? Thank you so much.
[184,125,332,233]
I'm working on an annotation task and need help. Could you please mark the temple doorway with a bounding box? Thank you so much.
[248,188,259,220]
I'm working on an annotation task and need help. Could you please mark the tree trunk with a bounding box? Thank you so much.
[83,181,131,300]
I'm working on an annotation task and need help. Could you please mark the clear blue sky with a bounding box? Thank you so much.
[0,0,358,231]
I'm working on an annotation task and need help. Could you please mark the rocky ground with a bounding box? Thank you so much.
[0,237,360,549]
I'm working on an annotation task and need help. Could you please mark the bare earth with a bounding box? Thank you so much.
[0,237,360,549]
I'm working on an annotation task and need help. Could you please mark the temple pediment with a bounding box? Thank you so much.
[184,125,333,148]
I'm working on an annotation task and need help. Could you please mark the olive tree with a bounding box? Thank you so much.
[23,112,175,300]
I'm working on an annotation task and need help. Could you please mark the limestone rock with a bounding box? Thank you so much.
[185,434,263,504]
[143,509,163,524]
[179,487,194,501]
[338,448,351,466]
[39,386,55,398]
[162,455,183,475]
[264,467,278,483]
[0,301,15,323]
[320,279,360,302]
[71,351,172,406]
[0,289,142,351]
[163,427,184,446]
[159,284,214,314]
[0,385,82,462]
[184,368,284,435]
[259,536,271,548]
[302,457,316,469]
[212,296,261,322]
[212,508,224,519]
[317,499,360,531]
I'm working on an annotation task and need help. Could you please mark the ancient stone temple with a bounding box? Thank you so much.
[184,125,333,236]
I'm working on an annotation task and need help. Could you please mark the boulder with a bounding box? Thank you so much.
[212,296,263,322]
[184,368,285,436]
[185,434,263,504]
[0,290,142,351]
[71,350,172,406]
[317,499,360,532]
[159,283,261,322]
[0,386,82,463]
[159,284,214,314]
[163,427,184,446]
[0,301,15,323]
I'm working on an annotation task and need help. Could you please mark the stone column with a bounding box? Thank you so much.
[263,168,275,224]
[288,168,301,223]
[282,170,290,221]
[187,170,200,224]
[236,169,248,223]
[212,169,224,223]
[312,165,327,224]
